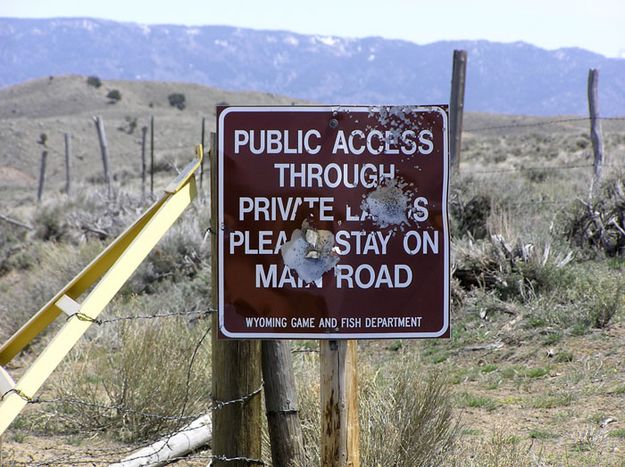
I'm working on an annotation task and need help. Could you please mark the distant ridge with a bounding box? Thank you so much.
[1,17,624,115]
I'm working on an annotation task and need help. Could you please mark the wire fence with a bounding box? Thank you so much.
[465,115,625,132]
[0,309,272,466]
[2,111,625,464]
[0,304,319,465]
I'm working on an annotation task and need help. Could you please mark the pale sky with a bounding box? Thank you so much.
[2,0,624,58]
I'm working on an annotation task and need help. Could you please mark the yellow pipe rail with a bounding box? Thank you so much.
[0,146,203,436]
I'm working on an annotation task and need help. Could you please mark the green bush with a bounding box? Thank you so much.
[107,89,122,103]
[47,314,212,441]
[86,76,102,88]
[33,205,72,242]
[168,92,186,110]
[564,173,625,257]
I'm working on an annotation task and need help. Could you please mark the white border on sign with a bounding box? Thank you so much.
[217,106,449,339]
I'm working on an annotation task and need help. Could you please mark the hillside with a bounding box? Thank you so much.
[0,75,303,205]
[1,17,625,115]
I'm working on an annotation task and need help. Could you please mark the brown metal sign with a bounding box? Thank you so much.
[217,106,449,339]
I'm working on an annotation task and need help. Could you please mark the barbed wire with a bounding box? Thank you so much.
[462,163,594,175]
[99,308,213,324]
[0,305,270,466]
[465,115,625,132]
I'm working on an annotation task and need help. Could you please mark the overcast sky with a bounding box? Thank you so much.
[2,0,624,58]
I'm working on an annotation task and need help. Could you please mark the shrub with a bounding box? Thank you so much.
[46,314,212,441]
[106,89,122,103]
[168,92,186,110]
[450,189,491,240]
[564,174,625,257]
[294,353,458,466]
[0,241,104,342]
[33,205,72,242]
[86,76,102,88]
[0,224,30,276]
[117,116,138,134]
[453,234,574,302]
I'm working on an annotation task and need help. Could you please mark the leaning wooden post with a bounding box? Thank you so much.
[140,125,148,200]
[449,49,467,174]
[64,133,71,195]
[150,115,155,198]
[262,340,305,466]
[92,116,112,198]
[320,340,360,467]
[210,131,263,467]
[588,68,605,186]
[37,150,48,203]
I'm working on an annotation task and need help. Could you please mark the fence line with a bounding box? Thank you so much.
[465,115,625,132]
[0,311,265,466]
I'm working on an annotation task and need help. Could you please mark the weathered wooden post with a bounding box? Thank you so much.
[140,125,148,200]
[150,115,155,197]
[588,68,605,186]
[449,50,467,173]
[320,340,360,467]
[262,340,305,466]
[37,150,48,203]
[64,133,71,195]
[92,116,112,198]
[210,132,263,467]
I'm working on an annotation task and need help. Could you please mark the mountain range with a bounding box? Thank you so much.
[1,17,624,116]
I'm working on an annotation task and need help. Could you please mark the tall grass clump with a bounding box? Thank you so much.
[360,360,458,466]
[0,241,104,341]
[293,352,458,466]
[45,313,212,442]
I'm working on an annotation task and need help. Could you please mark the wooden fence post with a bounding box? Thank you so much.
[449,49,467,173]
[140,126,148,200]
[150,115,155,197]
[92,116,112,198]
[262,340,305,466]
[64,133,71,195]
[210,132,263,467]
[320,340,360,467]
[588,68,605,186]
[37,150,48,203]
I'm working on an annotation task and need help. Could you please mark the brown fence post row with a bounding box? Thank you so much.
[320,340,360,467]
[261,340,305,466]
[36,150,48,203]
[64,133,71,195]
[587,68,605,187]
[210,132,263,467]
[449,49,467,173]
[92,116,112,199]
